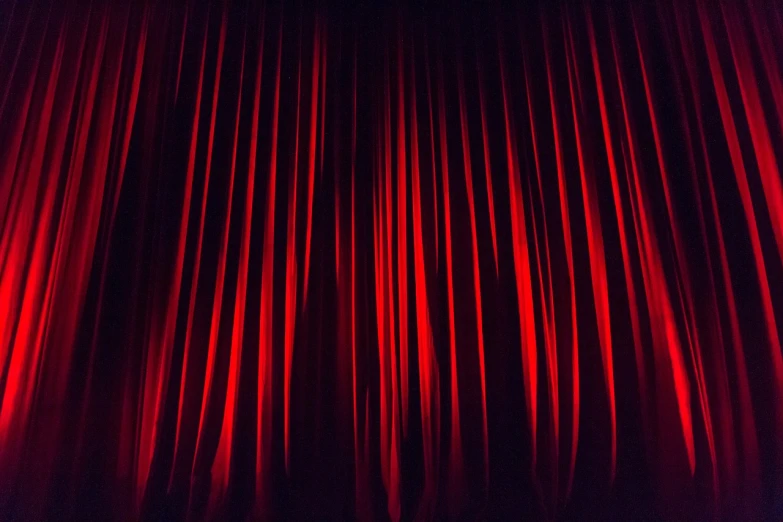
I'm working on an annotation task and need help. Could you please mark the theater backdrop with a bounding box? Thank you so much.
[1,0,783,519]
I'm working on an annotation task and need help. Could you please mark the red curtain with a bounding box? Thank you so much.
[1,0,782,519]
